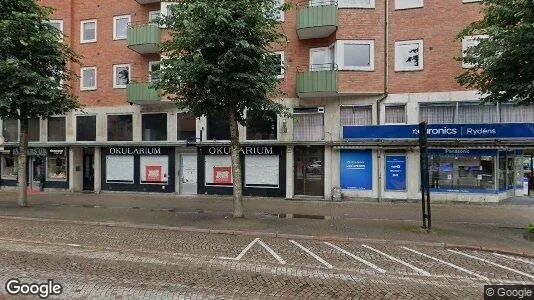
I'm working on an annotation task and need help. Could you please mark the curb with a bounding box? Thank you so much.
[443,243,534,259]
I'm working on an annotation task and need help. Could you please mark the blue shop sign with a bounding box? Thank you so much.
[343,123,534,140]
[340,149,372,190]
[385,155,406,190]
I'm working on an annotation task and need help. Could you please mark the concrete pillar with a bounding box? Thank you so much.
[168,111,177,142]
[286,146,293,198]
[69,146,83,192]
[94,147,101,193]
[175,148,180,194]
[324,146,332,200]
[132,106,141,142]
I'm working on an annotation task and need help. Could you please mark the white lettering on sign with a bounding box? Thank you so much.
[207,146,274,155]
[108,147,162,155]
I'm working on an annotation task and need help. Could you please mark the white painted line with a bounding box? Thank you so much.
[289,240,333,269]
[448,249,534,280]
[66,243,81,247]
[402,247,488,281]
[257,239,286,265]
[219,238,259,261]
[493,253,534,267]
[324,242,386,273]
[361,244,431,276]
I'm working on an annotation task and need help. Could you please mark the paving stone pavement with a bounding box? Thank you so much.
[0,218,532,299]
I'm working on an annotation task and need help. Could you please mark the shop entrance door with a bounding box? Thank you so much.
[294,146,324,197]
[83,148,94,191]
[180,154,197,194]
[28,157,45,190]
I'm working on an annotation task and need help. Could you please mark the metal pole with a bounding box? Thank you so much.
[419,122,428,229]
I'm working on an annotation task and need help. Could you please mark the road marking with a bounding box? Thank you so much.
[361,244,431,276]
[289,240,333,269]
[493,253,534,267]
[402,247,489,281]
[219,238,286,264]
[324,242,386,273]
[448,250,534,280]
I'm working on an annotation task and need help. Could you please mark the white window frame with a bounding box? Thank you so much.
[113,15,131,41]
[395,39,424,71]
[113,64,131,89]
[149,61,160,82]
[273,51,285,79]
[49,20,64,42]
[80,67,97,91]
[309,46,335,71]
[336,40,375,71]
[46,116,67,142]
[395,0,424,10]
[276,0,285,22]
[80,19,97,44]
[338,0,375,9]
[384,105,407,125]
[148,10,161,25]
[462,35,488,69]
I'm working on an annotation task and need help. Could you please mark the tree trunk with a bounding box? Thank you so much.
[228,109,244,218]
[17,117,29,207]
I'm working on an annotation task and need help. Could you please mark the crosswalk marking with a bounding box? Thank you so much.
[289,240,333,269]
[361,244,431,276]
[402,246,489,281]
[448,249,534,280]
[493,253,534,267]
[219,238,286,264]
[324,242,386,273]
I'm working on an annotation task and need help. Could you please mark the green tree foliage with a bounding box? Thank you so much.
[155,0,289,217]
[457,0,534,104]
[0,0,81,206]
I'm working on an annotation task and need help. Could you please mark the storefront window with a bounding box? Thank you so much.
[429,149,496,193]
[245,155,279,187]
[47,117,66,141]
[207,116,230,140]
[106,155,134,183]
[47,150,67,181]
[140,155,168,184]
[76,116,96,141]
[498,151,506,191]
[2,119,18,142]
[246,111,277,140]
[205,155,232,185]
[142,113,167,141]
[177,113,196,141]
[107,115,133,141]
[1,154,17,179]
[28,118,40,142]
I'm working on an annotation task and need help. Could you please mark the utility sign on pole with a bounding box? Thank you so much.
[419,122,431,230]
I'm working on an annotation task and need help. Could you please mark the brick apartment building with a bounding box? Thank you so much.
[1,0,533,202]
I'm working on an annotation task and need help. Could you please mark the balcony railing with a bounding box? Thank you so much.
[296,1,338,40]
[127,23,161,54]
[126,82,161,104]
[296,63,338,98]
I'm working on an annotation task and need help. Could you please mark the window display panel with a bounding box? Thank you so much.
[429,150,496,193]
[245,155,279,187]
[140,155,169,184]
[1,155,17,179]
[204,155,232,185]
[47,151,67,181]
[106,155,134,183]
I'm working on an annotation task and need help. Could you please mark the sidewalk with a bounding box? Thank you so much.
[0,191,532,256]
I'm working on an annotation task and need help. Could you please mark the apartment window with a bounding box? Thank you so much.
[385,105,406,124]
[419,104,455,124]
[47,117,66,142]
[149,61,160,83]
[293,108,324,141]
[107,115,133,141]
[46,20,64,41]
[207,116,230,140]
[500,104,534,123]
[338,0,375,8]
[80,20,97,43]
[336,40,374,71]
[76,115,97,141]
[28,118,40,142]
[142,113,167,141]
[395,0,423,10]
[457,103,498,124]
[162,2,179,17]
[80,67,97,91]
[2,119,18,142]
[246,111,277,140]
[177,113,196,140]
[462,35,488,69]
[310,47,334,71]
[340,106,372,126]
[395,40,423,71]
[149,11,161,24]
[113,64,131,89]
[276,0,285,22]
[113,15,131,40]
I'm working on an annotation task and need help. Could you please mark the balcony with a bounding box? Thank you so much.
[127,23,161,54]
[296,64,338,98]
[296,1,338,40]
[126,82,161,104]
[135,0,160,4]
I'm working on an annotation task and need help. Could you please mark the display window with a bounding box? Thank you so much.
[1,155,17,179]
[245,155,279,188]
[140,155,169,184]
[205,155,232,186]
[46,150,67,181]
[106,155,134,183]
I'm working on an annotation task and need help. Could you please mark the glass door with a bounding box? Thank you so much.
[294,146,324,197]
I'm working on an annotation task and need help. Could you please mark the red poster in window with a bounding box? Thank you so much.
[146,165,162,182]
[213,166,232,184]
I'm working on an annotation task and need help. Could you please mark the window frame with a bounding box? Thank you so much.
[80,19,97,44]
[47,116,67,142]
[395,39,424,71]
[339,105,373,126]
[462,35,489,69]
[80,67,97,91]
[113,64,131,89]
[338,0,376,9]
[106,114,134,142]
[46,20,64,42]
[141,112,168,141]
[336,40,375,71]
[245,110,278,141]
[272,51,285,79]
[384,104,407,125]
[75,115,97,142]
[113,15,131,41]
[395,0,424,10]
[148,61,160,82]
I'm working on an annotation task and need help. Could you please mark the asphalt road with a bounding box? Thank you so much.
[0,217,532,299]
